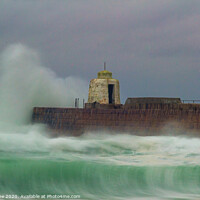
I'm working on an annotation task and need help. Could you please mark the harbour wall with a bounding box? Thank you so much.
[32,103,200,136]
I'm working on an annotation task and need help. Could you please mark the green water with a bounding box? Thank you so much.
[0,44,200,199]
[0,128,200,200]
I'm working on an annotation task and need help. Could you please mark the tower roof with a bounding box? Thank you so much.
[97,70,112,79]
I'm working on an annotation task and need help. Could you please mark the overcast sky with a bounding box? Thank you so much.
[1,0,200,103]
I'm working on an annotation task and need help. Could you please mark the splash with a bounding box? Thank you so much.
[0,44,200,200]
[0,44,88,126]
[0,132,200,199]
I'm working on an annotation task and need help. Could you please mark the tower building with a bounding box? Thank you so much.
[88,65,120,105]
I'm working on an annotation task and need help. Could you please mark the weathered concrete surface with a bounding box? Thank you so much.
[88,78,120,104]
[88,70,120,104]
[32,103,200,137]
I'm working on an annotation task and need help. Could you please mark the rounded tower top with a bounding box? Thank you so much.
[97,70,112,79]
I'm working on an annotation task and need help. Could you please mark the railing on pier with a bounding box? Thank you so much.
[182,100,200,104]
[75,98,85,108]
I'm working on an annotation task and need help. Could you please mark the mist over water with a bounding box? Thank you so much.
[0,44,88,125]
[0,44,200,200]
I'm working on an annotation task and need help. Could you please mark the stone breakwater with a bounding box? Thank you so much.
[32,103,200,136]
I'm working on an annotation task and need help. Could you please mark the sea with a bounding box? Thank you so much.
[0,44,200,200]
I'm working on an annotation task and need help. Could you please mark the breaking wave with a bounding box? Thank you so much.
[0,44,200,199]
[0,44,88,125]
[0,132,200,199]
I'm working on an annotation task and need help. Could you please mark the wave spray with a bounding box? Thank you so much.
[0,44,200,200]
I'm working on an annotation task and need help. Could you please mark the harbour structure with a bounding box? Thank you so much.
[32,67,200,136]
[88,63,120,105]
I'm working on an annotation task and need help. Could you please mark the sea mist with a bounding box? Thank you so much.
[0,44,88,126]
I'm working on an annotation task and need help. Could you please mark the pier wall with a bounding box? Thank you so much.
[32,103,200,136]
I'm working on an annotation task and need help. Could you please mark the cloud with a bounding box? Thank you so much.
[0,0,200,102]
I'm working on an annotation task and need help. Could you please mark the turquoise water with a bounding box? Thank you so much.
[1,44,200,199]
[0,128,200,200]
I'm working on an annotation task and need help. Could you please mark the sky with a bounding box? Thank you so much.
[0,0,200,103]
